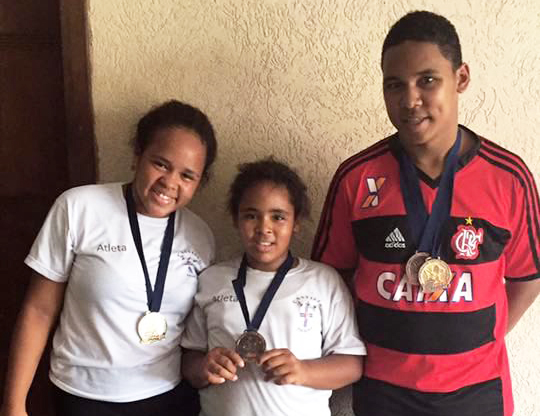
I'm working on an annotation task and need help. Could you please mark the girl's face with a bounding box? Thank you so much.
[132,127,206,218]
[236,181,299,272]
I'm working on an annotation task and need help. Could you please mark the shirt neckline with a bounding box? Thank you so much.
[388,124,481,189]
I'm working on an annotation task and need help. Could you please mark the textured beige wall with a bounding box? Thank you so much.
[87,0,539,414]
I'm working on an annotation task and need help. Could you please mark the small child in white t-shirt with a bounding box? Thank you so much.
[181,158,366,416]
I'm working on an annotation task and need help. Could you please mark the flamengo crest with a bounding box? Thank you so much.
[451,220,484,260]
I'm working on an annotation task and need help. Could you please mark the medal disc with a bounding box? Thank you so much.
[235,331,266,362]
[137,311,167,344]
[418,258,453,293]
[405,252,430,285]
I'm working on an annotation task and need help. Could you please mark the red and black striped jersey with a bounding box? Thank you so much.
[312,126,540,416]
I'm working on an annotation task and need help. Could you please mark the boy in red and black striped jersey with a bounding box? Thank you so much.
[312,10,540,416]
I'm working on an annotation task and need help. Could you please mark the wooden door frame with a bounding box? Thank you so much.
[60,0,97,186]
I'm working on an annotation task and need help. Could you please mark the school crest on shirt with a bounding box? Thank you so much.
[293,296,321,332]
[176,249,204,277]
[451,218,484,260]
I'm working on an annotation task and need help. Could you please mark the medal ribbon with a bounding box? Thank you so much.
[398,130,461,256]
[232,252,294,332]
[126,183,175,312]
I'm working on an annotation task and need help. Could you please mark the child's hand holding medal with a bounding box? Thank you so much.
[259,348,307,386]
[202,347,245,384]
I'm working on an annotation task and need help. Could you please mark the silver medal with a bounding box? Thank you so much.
[137,311,167,344]
[405,252,430,285]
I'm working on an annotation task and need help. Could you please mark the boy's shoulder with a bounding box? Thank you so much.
[464,126,537,191]
[334,136,395,177]
[476,133,532,171]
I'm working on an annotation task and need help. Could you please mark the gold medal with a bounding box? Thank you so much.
[418,258,453,293]
[137,311,167,344]
[235,331,266,362]
[405,252,430,285]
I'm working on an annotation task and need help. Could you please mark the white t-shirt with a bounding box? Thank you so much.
[25,183,215,402]
[182,257,366,416]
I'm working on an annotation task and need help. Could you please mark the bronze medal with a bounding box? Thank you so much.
[233,253,294,362]
[235,330,266,362]
[418,258,453,293]
[137,311,167,344]
[405,252,430,285]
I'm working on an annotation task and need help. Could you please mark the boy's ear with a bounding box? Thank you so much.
[293,222,300,233]
[456,62,470,93]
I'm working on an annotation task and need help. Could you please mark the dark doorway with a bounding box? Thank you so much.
[0,1,96,414]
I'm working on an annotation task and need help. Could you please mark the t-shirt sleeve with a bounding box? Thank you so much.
[504,172,540,280]
[181,293,209,351]
[207,232,216,266]
[190,212,216,271]
[321,268,366,356]
[24,194,74,282]
[312,170,358,271]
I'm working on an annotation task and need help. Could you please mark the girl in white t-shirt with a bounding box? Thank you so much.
[1,100,217,416]
[182,158,366,416]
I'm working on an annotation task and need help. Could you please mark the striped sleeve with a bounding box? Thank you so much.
[311,164,358,270]
[480,140,540,280]
[312,139,390,270]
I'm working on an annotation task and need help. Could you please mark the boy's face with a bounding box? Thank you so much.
[382,41,470,149]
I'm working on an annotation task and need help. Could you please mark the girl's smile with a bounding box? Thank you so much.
[236,182,299,272]
[131,127,206,218]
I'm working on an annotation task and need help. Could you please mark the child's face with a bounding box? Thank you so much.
[382,40,470,149]
[236,182,298,272]
[132,127,206,217]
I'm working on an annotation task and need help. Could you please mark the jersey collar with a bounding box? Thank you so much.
[388,124,481,188]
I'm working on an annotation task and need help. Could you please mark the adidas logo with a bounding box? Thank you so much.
[385,228,406,249]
